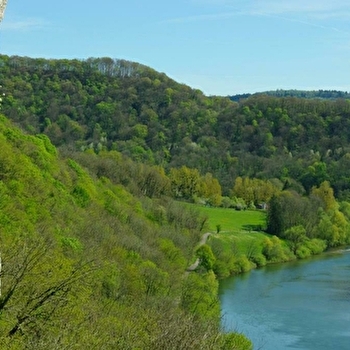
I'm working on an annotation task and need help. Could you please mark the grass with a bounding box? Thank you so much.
[197,206,266,233]
[187,204,270,256]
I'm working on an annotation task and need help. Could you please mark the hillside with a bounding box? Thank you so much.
[229,89,350,102]
[2,54,350,199]
[0,115,252,349]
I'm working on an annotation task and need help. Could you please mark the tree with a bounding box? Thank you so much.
[283,225,306,254]
[232,176,278,206]
[198,172,222,206]
[266,194,285,236]
[169,166,200,200]
[196,244,216,271]
[0,237,95,340]
[311,181,338,211]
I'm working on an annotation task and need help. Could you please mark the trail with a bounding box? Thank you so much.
[186,232,211,272]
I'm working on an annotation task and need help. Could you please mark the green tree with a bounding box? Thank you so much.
[283,225,306,254]
[266,194,285,236]
[198,172,222,206]
[196,244,216,271]
[169,166,201,200]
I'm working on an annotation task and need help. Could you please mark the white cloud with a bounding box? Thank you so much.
[167,0,350,36]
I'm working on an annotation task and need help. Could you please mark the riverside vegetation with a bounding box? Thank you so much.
[1,54,350,348]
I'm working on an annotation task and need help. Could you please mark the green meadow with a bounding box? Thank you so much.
[197,206,266,233]
[194,205,270,256]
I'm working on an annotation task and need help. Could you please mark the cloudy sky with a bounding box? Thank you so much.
[1,0,350,95]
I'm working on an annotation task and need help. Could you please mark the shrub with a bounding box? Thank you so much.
[250,253,267,267]
[234,256,253,273]
[305,238,327,255]
[295,244,311,259]
[220,332,253,350]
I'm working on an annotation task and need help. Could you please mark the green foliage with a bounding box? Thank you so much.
[72,184,91,207]
[250,253,267,267]
[283,225,307,253]
[304,238,327,255]
[267,191,320,238]
[0,116,237,348]
[220,332,253,350]
[232,176,278,205]
[262,236,293,262]
[5,54,350,197]
[181,271,220,320]
[233,256,254,273]
[4,53,350,347]
[295,244,312,259]
[196,244,216,271]
[170,166,201,200]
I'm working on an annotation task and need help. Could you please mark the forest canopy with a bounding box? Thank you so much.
[2,54,350,199]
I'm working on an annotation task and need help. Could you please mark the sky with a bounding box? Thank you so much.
[1,0,350,96]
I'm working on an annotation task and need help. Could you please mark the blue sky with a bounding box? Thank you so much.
[1,0,350,96]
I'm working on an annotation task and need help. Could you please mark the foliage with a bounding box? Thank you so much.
[0,115,249,348]
[4,54,350,198]
[229,89,350,101]
[3,53,350,348]
[220,332,253,350]
[196,244,216,271]
[232,176,278,205]
[262,236,293,262]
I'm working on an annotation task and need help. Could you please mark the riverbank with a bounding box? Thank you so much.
[203,228,328,280]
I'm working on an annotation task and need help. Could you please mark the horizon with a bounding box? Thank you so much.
[2,1,350,96]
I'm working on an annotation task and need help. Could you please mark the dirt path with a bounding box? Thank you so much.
[186,232,211,272]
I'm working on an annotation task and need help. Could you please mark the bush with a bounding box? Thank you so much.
[220,332,253,350]
[295,244,311,259]
[250,253,267,267]
[196,244,216,271]
[213,260,230,279]
[234,256,253,273]
[262,236,293,262]
[305,238,327,255]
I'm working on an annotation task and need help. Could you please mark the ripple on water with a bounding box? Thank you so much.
[220,251,350,350]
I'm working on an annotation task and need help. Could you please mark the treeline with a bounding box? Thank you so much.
[0,115,251,349]
[205,177,350,280]
[229,89,350,101]
[2,55,350,200]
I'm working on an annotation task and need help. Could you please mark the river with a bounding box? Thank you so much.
[219,250,350,350]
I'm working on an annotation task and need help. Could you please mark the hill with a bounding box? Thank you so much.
[2,54,350,199]
[229,89,350,102]
[0,114,252,349]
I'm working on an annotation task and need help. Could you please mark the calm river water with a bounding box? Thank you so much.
[219,250,350,350]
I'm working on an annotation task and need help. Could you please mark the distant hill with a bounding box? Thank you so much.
[229,89,350,102]
[3,54,350,199]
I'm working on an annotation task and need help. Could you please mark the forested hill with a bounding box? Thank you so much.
[229,89,350,102]
[0,112,256,348]
[2,54,350,200]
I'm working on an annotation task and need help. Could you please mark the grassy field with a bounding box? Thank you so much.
[191,204,270,255]
[197,206,266,233]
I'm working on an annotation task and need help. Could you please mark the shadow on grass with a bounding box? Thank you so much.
[242,224,265,232]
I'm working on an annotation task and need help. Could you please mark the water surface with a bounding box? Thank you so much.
[219,251,350,349]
